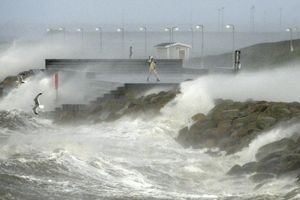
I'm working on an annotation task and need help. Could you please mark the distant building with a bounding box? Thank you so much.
[154,42,191,60]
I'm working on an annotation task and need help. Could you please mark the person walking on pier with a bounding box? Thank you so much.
[147,56,160,82]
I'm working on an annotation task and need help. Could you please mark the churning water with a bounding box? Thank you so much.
[1,68,300,199]
[0,111,298,199]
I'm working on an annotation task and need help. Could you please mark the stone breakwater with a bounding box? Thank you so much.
[0,70,34,98]
[227,136,300,184]
[56,92,300,185]
[177,99,300,154]
[55,89,179,124]
[176,99,300,183]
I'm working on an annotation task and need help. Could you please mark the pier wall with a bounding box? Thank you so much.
[45,59,184,74]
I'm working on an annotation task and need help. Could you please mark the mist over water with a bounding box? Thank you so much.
[1,63,300,199]
[0,30,293,80]
[0,114,296,199]
[1,0,300,198]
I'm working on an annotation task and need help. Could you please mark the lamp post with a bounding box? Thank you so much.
[77,28,84,48]
[220,7,224,31]
[250,6,255,32]
[189,27,194,49]
[46,28,53,41]
[217,9,221,32]
[95,27,103,51]
[171,27,179,42]
[58,27,66,40]
[139,26,147,57]
[164,27,172,42]
[196,25,204,67]
[165,27,179,42]
[226,24,236,69]
[117,28,125,57]
[226,24,235,52]
[279,8,283,31]
[286,27,294,52]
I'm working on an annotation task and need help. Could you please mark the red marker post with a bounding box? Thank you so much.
[54,72,59,101]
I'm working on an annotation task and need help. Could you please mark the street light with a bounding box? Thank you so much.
[250,6,255,32]
[139,26,147,57]
[165,27,172,42]
[58,27,66,40]
[286,27,294,52]
[117,28,125,57]
[172,27,179,42]
[165,27,179,42]
[226,24,235,52]
[95,27,103,51]
[189,27,194,49]
[77,28,84,48]
[196,25,204,67]
[226,24,236,69]
[217,9,221,32]
[46,28,53,41]
[220,7,224,31]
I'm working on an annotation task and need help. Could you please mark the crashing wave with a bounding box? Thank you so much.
[0,110,51,132]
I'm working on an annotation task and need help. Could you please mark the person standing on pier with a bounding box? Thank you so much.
[129,46,133,59]
[147,56,160,82]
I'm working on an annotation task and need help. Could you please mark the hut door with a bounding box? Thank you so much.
[179,50,185,59]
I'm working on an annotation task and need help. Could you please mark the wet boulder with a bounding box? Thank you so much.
[227,165,244,175]
[177,99,300,154]
[255,138,296,161]
[249,173,276,183]
[256,116,276,130]
[191,113,206,122]
[227,162,258,176]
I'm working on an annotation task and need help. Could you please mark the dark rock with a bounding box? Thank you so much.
[227,165,244,175]
[216,120,232,134]
[177,99,300,154]
[278,154,300,173]
[124,90,177,114]
[256,156,282,173]
[0,70,34,98]
[270,104,292,120]
[255,138,295,161]
[227,162,258,176]
[284,188,300,200]
[250,173,276,183]
[256,116,276,130]
[105,112,122,122]
[191,113,206,122]
[0,76,18,89]
[176,127,191,148]
[0,87,3,98]
[241,162,258,174]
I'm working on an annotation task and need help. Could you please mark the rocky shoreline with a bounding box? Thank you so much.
[55,88,179,124]
[0,70,34,98]
[2,72,300,186]
[177,99,300,154]
[176,98,300,184]
[227,136,300,184]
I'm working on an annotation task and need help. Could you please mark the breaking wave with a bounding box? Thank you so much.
[2,67,300,199]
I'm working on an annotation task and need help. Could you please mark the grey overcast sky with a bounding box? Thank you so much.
[0,0,299,30]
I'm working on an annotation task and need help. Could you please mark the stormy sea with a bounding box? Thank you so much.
[1,66,300,200]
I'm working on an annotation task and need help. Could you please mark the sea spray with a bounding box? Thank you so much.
[234,123,300,164]
[0,39,80,80]
[0,75,55,112]
[2,66,300,199]
[161,80,214,126]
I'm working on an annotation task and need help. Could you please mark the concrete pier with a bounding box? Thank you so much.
[44,58,206,115]
[46,59,184,74]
